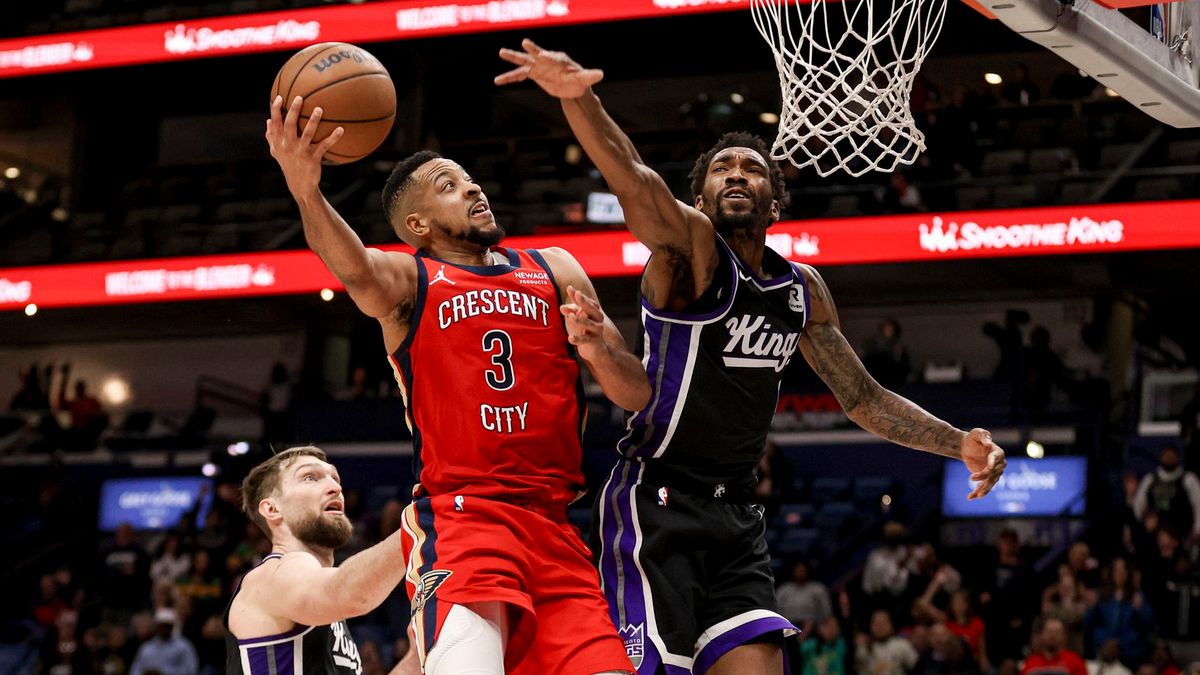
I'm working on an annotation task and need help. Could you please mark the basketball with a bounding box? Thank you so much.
[271,42,396,165]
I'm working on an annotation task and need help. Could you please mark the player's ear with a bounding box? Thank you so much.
[259,497,282,527]
[769,199,781,224]
[694,195,705,211]
[405,213,429,240]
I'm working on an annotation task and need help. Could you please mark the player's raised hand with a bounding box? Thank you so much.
[495,39,604,99]
[961,428,1006,500]
[265,95,345,200]
[560,284,608,362]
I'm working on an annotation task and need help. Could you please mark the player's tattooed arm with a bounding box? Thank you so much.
[796,265,1006,499]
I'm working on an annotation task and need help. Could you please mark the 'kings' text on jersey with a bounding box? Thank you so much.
[618,235,810,485]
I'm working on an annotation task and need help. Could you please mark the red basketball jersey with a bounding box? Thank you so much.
[388,248,585,507]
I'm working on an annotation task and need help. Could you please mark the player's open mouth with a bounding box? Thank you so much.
[323,500,344,514]
[470,201,490,217]
[722,188,751,201]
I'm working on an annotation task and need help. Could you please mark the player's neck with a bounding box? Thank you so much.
[425,244,497,267]
[272,538,336,567]
[720,227,768,276]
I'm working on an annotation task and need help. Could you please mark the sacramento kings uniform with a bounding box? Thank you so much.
[224,553,363,675]
[595,234,808,674]
[390,248,632,674]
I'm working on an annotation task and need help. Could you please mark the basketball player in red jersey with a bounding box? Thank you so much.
[266,94,643,675]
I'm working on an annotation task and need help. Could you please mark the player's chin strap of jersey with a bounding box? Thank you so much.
[629,459,759,504]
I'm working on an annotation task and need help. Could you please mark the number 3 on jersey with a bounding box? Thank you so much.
[482,330,514,391]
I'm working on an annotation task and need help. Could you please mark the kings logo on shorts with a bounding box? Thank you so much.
[618,623,645,668]
[411,569,453,615]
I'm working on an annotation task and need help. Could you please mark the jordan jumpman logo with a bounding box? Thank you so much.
[429,265,456,286]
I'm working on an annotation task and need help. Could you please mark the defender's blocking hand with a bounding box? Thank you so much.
[495,39,604,99]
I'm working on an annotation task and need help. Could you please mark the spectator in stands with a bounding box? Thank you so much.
[1136,525,1193,643]
[1041,568,1087,654]
[259,362,292,446]
[863,522,913,616]
[943,590,988,671]
[1084,558,1154,666]
[128,607,198,675]
[801,615,847,675]
[912,623,979,675]
[337,365,376,402]
[981,528,1033,667]
[1148,641,1182,675]
[984,310,1030,414]
[873,172,926,214]
[1002,64,1041,106]
[777,559,832,632]
[1087,639,1133,675]
[909,543,962,621]
[1133,445,1200,541]
[360,639,386,675]
[862,319,912,387]
[175,549,223,623]
[150,532,192,587]
[1066,541,1103,592]
[1021,618,1087,675]
[10,363,50,411]
[1177,381,1200,470]
[31,573,67,629]
[55,363,108,451]
[1024,326,1068,411]
[98,522,151,624]
[856,609,919,675]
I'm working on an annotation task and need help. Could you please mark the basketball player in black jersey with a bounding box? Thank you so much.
[497,41,1008,675]
[225,446,419,675]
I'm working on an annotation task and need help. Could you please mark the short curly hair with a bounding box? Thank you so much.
[382,150,442,245]
[687,132,786,204]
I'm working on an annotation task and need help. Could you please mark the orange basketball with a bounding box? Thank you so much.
[271,42,396,165]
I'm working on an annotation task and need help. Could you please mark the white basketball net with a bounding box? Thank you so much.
[751,0,948,177]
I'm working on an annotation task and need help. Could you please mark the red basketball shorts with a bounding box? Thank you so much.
[399,494,633,675]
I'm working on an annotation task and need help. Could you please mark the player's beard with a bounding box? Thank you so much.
[710,198,771,237]
[436,219,505,249]
[292,510,353,550]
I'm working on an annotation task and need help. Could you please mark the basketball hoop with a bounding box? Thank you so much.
[751,0,948,177]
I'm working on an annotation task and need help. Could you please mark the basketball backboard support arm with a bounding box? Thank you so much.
[983,0,1200,127]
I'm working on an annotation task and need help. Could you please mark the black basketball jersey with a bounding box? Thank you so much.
[618,233,810,485]
[224,553,363,675]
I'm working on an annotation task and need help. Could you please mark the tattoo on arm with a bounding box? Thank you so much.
[804,322,963,458]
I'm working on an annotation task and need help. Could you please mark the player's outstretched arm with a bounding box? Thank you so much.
[795,265,1007,500]
[495,41,716,295]
[266,95,413,319]
[251,529,406,628]
[540,247,651,412]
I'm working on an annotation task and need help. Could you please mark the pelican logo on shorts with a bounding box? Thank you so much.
[411,569,453,615]
[618,623,644,668]
[714,483,726,499]
[429,265,456,286]
[656,486,669,507]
